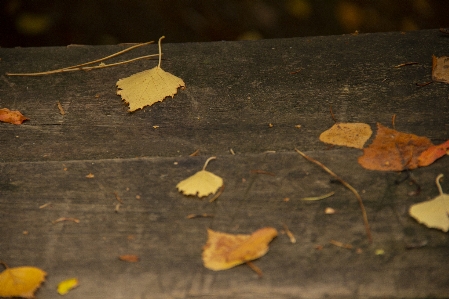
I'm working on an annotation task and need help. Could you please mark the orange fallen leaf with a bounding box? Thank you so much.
[418,140,449,167]
[202,227,277,271]
[0,108,29,125]
[432,55,449,84]
[118,255,140,262]
[358,123,434,171]
[0,264,46,298]
[319,122,372,149]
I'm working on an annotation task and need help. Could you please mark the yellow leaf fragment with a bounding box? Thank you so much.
[202,227,277,271]
[0,266,46,298]
[57,278,79,295]
[176,157,223,198]
[432,55,449,84]
[116,36,185,112]
[319,122,372,149]
[409,174,449,232]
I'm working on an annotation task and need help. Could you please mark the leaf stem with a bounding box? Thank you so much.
[203,156,216,170]
[436,174,444,195]
[294,148,372,243]
[158,36,165,68]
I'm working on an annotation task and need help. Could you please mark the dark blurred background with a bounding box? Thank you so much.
[1,0,448,47]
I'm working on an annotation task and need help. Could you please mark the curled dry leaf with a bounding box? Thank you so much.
[57,278,79,295]
[319,122,372,149]
[176,157,223,198]
[117,36,185,112]
[202,227,278,271]
[0,108,29,125]
[409,174,449,232]
[0,266,46,298]
[432,55,449,84]
[358,123,434,171]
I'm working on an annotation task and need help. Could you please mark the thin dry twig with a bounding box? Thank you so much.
[329,105,337,123]
[415,81,433,87]
[289,68,302,75]
[57,101,65,115]
[189,149,200,156]
[391,114,396,129]
[283,223,296,244]
[330,239,353,249]
[246,261,263,278]
[394,62,419,68]
[250,169,275,176]
[294,148,372,243]
[6,41,157,76]
[113,191,123,203]
[52,217,80,224]
[186,213,215,219]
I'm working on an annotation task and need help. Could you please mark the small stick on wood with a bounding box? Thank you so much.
[394,62,419,68]
[330,240,353,249]
[113,191,123,203]
[415,81,433,87]
[39,202,52,209]
[52,217,80,224]
[57,101,65,115]
[289,68,302,75]
[329,105,337,123]
[391,114,396,129]
[189,149,200,156]
[186,213,215,219]
[250,170,275,176]
[283,223,296,244]
[294,148,372,243]
[246,261,263,278]
[209,184,225,203]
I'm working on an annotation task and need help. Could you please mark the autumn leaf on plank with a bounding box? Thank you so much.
[0,263,46,298]
[409,174,449,232]
[432,55,449,84]
[0,108,29,125]
[202,227,278,271]
[116,36,185,112]
[176,157,223,198]
[319,122,372,149]
[358,123,436,171]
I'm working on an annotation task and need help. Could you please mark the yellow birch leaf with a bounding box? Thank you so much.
[319,122,372,149]
[116,36,185,112]
[57,278,79,295]
[176,157,223,198]
[202,227,278,271]
[0,266,46,298]
[409,174,449,232]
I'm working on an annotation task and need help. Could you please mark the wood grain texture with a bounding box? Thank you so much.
[0,30,448,298]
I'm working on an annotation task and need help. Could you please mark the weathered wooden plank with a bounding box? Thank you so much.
[0,30,448,163]
[1,151,448,298]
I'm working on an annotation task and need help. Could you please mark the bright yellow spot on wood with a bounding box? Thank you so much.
[57,278,79,295]
[117,36,185,112]
[375,249,385,255]
[0,266,46,298]
[202,227,277,271]
[409,174,449,232]
[176,157,223,198]
[319,122,372,149]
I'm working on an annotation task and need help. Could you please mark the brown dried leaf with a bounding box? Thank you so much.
[358,123,433,171]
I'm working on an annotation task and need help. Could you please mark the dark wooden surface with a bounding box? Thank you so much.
[0,30,448,298]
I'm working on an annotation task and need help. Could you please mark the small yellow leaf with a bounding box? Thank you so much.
[176,157,223,198]
[117,36,185,112]
[319,122,372,149]
[57,278,79,295]
[0,266,46,298]
[409,174,449,232]
[202,227,278,271]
